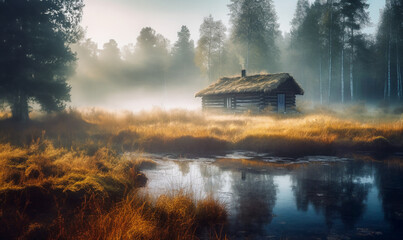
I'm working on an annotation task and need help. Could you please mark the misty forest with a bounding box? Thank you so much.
[66,0,403,110]
[0,0,403,239]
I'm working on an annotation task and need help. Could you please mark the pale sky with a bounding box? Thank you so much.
[82,0,385,48]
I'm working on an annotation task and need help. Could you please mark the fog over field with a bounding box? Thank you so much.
[1,1,403,239]
[67,0,401,112]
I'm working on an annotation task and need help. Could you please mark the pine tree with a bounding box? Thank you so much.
[289,0,326,102]
[171,26,198,82]
[0,0,84,121]
[135,27,170,85]
[291,0,310,34]
[340,0,369,101]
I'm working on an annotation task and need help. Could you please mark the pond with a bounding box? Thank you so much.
[137,152,403,239]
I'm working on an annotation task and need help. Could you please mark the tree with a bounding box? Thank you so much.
[135,27,170,66]
[291,0,310,35]
[326,0,334,103]
[0,0,84,121]
[340,0,369,101]
[289,0,327,102]
[99,39,121,64]
[171,26,198,82]
[377,0,403,100]
[229,0,280,72]
[195,15,226,82]
[172,26,194,63]
[134,27,170,85]
[339,1,346,103]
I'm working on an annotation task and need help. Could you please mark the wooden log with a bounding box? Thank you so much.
[204,99,224,102]
[204,101,225,105]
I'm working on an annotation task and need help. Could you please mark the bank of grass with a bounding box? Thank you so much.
[1,106,401,238]
[55,190,227,240]
[0,141,227,239]
[2,106,402,156]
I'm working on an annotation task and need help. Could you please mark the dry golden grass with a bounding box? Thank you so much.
[1,106,401,239]
[1,106,402,156]
[0,140,227,239]
[0,140,146,238]
[80,107,403,156]
[54,190,227,240]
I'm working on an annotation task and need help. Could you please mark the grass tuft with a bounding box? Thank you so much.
[0,140,227,239]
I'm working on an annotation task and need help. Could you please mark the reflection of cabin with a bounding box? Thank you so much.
[195,70,304,113]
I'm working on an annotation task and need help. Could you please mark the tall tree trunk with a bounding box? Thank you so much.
[384,72,387,100]
[399,62,403,99]
[218,41,222,78]
[320,55,323,104]
[399,53,403,99]
[246,36,250,71]
[341,18,345,103]
[350,28,354,101]
[388,23,391,99]
[208,37,212,82]
[328,0,333,103]
[397,26,401,99]
[11,90,29,121]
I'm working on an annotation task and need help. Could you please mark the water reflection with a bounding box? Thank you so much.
[291,162,372,230]
[230,173,276,238]
[375,161,403,232]
[141,154,403,239]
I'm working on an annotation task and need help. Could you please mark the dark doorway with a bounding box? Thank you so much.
[277,94,285,113]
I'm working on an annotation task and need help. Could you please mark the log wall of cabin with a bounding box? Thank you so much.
[266,93,296,112]
[233,93,265,113]
[202,96,226,110]
[202,92,296,113]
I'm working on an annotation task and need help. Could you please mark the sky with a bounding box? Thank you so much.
[82,0,385,48]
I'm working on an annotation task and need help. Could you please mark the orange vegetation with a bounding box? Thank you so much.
[1,107,399,156]
[0,141,226,239]
[0,106,401,238]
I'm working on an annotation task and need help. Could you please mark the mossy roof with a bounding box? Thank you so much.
[195,73,304,97]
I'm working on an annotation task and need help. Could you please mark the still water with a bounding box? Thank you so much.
[139,152,403,239]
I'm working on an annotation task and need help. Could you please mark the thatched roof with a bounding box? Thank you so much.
[195,73,304,97]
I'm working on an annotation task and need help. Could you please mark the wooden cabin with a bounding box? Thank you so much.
[195,71,304,113]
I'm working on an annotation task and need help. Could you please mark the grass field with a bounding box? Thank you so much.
[0,105,402,239]
[1,105,402,157]
[0,140,227,239]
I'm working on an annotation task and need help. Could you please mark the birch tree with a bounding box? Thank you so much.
[195,15,226,82]
[328,0,334,103]
[229,0,279,72]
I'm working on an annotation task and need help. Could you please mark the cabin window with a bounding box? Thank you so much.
[226,97,232,109]
[277,94,285,113]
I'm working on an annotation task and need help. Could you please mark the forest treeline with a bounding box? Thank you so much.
[1,0,402,120]
[72,0,403,104]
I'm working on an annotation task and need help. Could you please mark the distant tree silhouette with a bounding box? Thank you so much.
[0,0,83,121]
[170,26,199,84]
[134,27,170,85]
[228,0,280,72]
[195,15,226,82]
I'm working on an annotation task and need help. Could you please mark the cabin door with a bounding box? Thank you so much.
[277,94,285,113]
[226,97,232,109]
